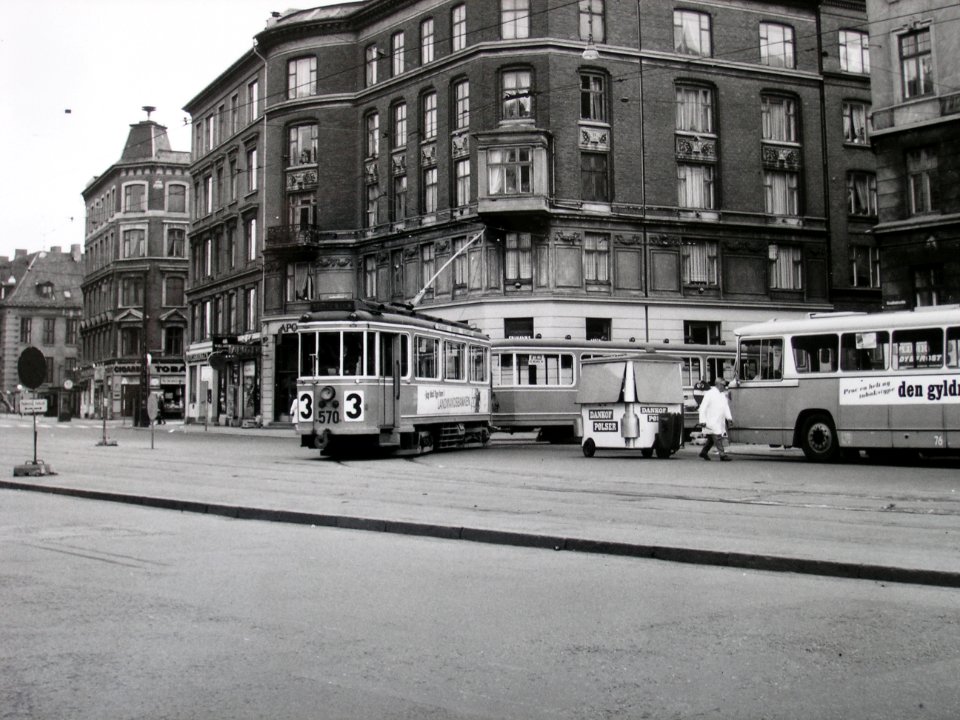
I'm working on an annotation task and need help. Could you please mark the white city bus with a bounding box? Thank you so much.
[728,306,960,461]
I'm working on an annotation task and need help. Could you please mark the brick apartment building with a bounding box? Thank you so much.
[866,0,959,309]
[0,246,83,416]
[183,0,876,426]
[79,114,191,422]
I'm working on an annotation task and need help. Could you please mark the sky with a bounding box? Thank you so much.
[0,0,337,261]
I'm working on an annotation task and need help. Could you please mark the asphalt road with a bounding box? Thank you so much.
[3,489,959,720]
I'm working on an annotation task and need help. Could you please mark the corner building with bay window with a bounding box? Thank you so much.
[185,0,875,426]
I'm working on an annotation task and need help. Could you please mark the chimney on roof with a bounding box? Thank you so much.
[15,249,27,259]
[50,245,62,254]
[71,244,82,262]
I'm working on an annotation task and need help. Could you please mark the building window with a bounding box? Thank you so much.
[246,147,258,192]
[452,237,468,287]
[421,244,435,290]
[674,10,711,57]
[393,174,407,220]
[247,79,259,122]
[584,233,609,283]
[245,288,258,331]
[760,23,795,69]
[122,229,146,258]
[393,103,407,148]
[488,147,532,195]
[842,101,870,145]
[453,80,470,130]
[907,147,938,215]
[682,240,718,285]
[229,158,238,200]
[455,159,471,207]
[502,70,533,120]
[580,73,606,122]
[839,30,870,74]
[365,112,380,158]
[900,29,933,99]
[452,4,466,51]
[164,327,184,356]
[849,246,880,288]
[769,244,802,290]
[764,171,799,215]
[66,319,79,345]
[422,92,438,139]
[364,255,377,298]
[20,318,31,343]
[579,0,604,42]
[421,19,434,65]
[586,318,611,341]
[289,124,318,165]
[366,183,380,227]
[847,171,877,216]
[164,276,185,306]
[761,95,797,142]
[285,262,315,301]
[121,328,141,357]
[505,232,532,283]
[422,167,438,214]
[167,184,187,213]
[123,184,146,212]
[914,266,942,307]
[226,227,236,269]
[120,277,144,307]
[391,31,405,76]
[204,174,214,214]
[246,216,257,261]
[365,44,379,87]
[684,320,721,345]
[501,0,529,40]
[676,85,713,133]
[288,192,317,228]
[204,237,213,276]
[166,228,185,257]
[504,317,534,338]
[287,56,316,99]
[581,152,609,202]
[42,318,55,345]
[677,164,714,209]
[230,94,239,134]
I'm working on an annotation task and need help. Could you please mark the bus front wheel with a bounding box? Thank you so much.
[800,414,840,462]
[582,438,596,457]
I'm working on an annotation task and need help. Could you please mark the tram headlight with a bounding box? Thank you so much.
[319,386,336,402]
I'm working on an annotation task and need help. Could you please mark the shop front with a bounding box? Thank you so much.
[208,333,262,427]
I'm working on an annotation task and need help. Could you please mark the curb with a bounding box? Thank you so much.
[3,479,958,589]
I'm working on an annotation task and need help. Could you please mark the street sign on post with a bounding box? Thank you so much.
[20,399,48,415]
[14,347,55,476]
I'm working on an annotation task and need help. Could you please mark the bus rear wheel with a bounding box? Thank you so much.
[582,438,596,457]
[800,413,840,462]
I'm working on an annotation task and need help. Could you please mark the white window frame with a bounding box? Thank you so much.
[501,0,529,40]
[759,22,795,69]
[839,30,870,74]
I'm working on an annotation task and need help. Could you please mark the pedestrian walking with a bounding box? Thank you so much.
[698,378,733,461]
[156,395,166,425]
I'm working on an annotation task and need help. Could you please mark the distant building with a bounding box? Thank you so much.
[79,114,191,422]
[0,246,84,416]
[184,0,876,426]
[866,0,959,308]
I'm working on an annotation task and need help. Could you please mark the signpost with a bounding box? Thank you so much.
[94,364,117,447]
[13,347,56,476]
[146,393,158,449]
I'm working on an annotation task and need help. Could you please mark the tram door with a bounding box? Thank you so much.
[379,332,401,428]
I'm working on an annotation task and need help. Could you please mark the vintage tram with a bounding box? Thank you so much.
[294,300,491,456]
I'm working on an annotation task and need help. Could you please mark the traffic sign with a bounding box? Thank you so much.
[20,398,48,415]
[147,394,159,421]
[17,347,46,389]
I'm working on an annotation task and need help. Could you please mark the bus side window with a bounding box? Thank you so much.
[893,328,943,369]
[739,338,783,380]
[947,327,960,368]
[840,331,889,372]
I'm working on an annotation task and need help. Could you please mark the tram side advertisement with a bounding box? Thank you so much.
[418,386,489,415]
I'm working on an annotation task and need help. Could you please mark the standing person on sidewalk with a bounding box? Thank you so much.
[698,378,733,461]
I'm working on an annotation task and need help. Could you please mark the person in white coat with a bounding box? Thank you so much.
[698,378,733,461]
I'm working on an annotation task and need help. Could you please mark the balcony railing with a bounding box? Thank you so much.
[265,224,332,248]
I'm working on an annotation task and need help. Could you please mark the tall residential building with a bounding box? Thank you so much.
[866,0,959,309]
[184,0,874,427]
[0,246,84,416]
[79,114,191,423]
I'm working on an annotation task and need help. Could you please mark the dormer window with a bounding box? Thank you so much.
[37,281,54,298]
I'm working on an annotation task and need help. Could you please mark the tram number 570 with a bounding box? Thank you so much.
[298,390,364,424]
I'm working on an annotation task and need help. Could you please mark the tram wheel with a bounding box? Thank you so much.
[582,438,596,457]
[641,448,654,458]
[655,445,672,459]
[799,413,840,463]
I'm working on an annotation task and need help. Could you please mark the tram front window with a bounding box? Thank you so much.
[316,332,340,376]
